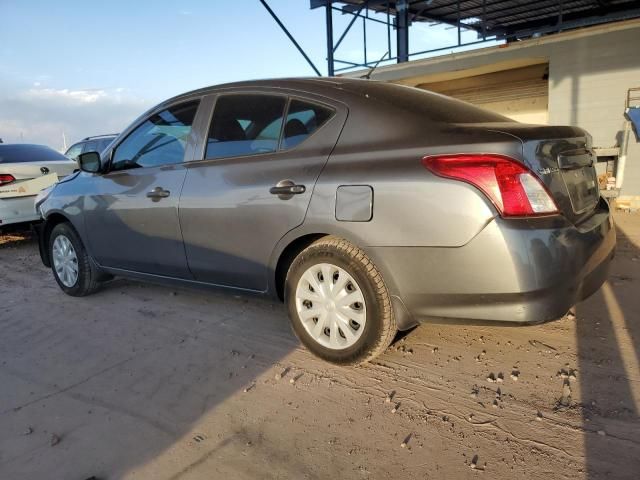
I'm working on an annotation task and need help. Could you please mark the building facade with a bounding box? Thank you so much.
[356,19,640,204]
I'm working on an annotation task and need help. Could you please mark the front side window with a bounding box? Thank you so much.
[205,95,286,160]
[111,101,199,171]
[281,100,334,150]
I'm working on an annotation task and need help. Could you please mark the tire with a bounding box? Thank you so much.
[285,236,397,365]
[49,222,101,297]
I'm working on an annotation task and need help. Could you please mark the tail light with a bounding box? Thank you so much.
[0,174,15,186]
[422,154,558,217]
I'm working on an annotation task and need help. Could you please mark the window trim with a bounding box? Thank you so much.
[105,99,201,174]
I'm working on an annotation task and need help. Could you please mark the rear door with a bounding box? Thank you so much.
[83,100,201,278]
[179,91,347,291]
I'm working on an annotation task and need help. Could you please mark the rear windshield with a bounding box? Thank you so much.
[345,81,514,124]
[0,144,69,163]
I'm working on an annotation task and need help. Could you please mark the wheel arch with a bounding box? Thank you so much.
[271,229,417,331]
[39,212,73,267]
[274,233,329,301]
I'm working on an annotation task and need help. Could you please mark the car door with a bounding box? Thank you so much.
[179,91,347,291]
[83,99,202,278]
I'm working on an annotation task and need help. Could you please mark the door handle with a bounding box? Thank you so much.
[146,187,170,200]
[269,184,306,195]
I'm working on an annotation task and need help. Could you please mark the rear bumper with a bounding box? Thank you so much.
[367,198,616,329]
[0,196,39,227]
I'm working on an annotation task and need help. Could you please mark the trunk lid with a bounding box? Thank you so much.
[1,160,77,182]
[467,123,599,224]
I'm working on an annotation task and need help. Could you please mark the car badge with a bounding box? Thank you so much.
[538,167,559,175]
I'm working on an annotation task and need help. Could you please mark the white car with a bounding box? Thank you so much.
[0,144,77,227]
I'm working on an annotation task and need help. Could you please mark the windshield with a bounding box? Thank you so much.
[0,144,69,163]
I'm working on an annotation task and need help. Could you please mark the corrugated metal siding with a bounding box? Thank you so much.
[432,78,547,104]
[416,65,549,124]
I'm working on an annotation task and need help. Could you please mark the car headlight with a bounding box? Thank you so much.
[35,185,54,213]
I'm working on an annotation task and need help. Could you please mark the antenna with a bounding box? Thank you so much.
[361,51,389,80]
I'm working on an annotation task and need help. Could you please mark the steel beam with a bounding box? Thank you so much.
[396,0,410,63]
[326,3,335,75]
[260,0,322,76]
[333,3,366,52]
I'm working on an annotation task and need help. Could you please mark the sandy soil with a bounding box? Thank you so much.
[0,213,639,480]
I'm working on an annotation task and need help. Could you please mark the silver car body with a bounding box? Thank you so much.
[37,78,615,329]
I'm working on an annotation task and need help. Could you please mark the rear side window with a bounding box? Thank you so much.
[281,100,333,150]
[111,101,199,171]
[95,137,115,152]
[82,140,99,153]
[205,95,286,159]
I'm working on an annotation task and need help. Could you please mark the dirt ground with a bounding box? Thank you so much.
[0,213,639,480]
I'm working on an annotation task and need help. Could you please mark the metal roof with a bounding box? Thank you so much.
[312,0,640,39]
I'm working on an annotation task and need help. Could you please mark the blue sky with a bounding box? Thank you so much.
[0,0,482,150]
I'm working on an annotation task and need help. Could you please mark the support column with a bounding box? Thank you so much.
[326,2,334,76]
[396,0,409,63]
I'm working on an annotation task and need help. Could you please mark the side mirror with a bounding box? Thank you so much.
[78,151,102,173]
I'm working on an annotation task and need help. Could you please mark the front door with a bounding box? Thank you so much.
[179,93,346,291]
[84,100,200,278]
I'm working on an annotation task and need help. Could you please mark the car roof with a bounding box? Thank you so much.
[81,134,118,141]
[128,77,511,140]
[0,143,69,162]
[0,143,59,151]
[166,77,375,104]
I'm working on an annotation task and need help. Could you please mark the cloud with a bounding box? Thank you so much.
[0,87,152,151]
[25,87,108,103]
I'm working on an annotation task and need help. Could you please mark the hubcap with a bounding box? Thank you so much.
[295,263,367,350]
[52,235,79,288]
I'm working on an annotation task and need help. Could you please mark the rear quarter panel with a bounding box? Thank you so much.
[269,99,523,299]
[300,113,524,248]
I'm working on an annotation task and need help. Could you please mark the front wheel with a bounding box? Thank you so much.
[285,236,397,365]
[49,222,101,297]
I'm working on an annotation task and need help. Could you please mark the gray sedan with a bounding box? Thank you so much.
[35,78,615,365]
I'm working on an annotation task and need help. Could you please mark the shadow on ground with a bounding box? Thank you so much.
[576,217,640,478]
[1,214,640,479]
[0,230,300,479]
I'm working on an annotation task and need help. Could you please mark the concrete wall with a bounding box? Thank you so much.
[547,27,640,198]
[361,20,640,197]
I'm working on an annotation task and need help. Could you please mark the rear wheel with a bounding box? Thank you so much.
[49,222,100,296]
[285,236,397,365]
